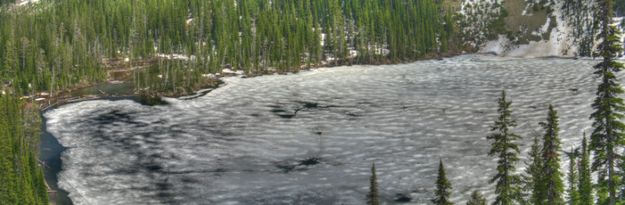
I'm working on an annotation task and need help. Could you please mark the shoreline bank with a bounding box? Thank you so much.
[35,51,478,205]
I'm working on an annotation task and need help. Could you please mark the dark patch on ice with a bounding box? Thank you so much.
[394,193,412,203]
[214,168,228,174]
[275,157,323,173]
[275,163,298,173]
[145,164,163,172]
[180,177,198,184]
[269,105,297,119]
[91,110,139,125]
[345,112,360,117]
[269,101,355,119]
[296,101,319,109]
[299,157,321,166]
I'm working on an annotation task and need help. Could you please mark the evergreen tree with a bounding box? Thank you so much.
[467,191,487,205]
[0,0,455,96]
[367,163,380,205]
[0,96,47,204]
[432,160,453,205]
[578,136,593,205]
[590,0,625,203]
[540,105,565,205]
[524,134,545,205]
[487,90,522,205]
[566,148,580,205]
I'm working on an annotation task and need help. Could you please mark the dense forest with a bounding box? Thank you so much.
[0,0,457,96]
[0,96,48,204]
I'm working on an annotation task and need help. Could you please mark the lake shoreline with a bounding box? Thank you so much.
[41,51,582,205]
[36,52,463,205]
[41,56,597,204]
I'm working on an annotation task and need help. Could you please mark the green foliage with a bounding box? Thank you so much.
[487,90,523,205]
[466,191,487,205]
[540,105,565,205]
[524,134,545,205]
[0,0,458,96]
[590,22,625,205]
[433,160,453,205]
[486,7,509,40]
[578,136,593,205]
[567,148,580,205]
[0,95,48,204]
[367,163,380,205]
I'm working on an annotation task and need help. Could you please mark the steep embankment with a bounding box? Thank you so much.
[458,0,600,57]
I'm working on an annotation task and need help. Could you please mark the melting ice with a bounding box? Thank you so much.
[45,55,599,204]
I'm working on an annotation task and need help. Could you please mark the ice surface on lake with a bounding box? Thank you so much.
[45,55,599,204]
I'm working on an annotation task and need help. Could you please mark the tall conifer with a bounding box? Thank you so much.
[432,160,453,205]
[487,91,522,205]
[367,163,380,205]
[566,148,580,205]
[540,105,565,205]
[524,134,545,205]
[590,0,625,204]
[578,136,593,205]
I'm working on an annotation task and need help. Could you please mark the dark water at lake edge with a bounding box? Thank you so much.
[39,82,138,205]
[40,113,73,205]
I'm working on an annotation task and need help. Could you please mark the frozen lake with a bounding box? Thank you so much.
[45,55,599,204]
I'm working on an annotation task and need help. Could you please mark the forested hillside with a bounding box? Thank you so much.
[0,0,457,96]
[0,96,48,204]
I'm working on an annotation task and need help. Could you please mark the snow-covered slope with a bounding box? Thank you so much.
[461,0,601,57]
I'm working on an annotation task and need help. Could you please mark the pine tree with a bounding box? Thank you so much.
[524,134,545,205]
[566,148,580,205]
[432,160,453,205]
[578,136,593,205]
[367,163,380,205]
[540,105,565,205]
[487,90,522,205]
[590,0,625,204]
[467,191,487,205]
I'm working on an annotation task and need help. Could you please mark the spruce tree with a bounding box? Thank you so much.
[540,105,565,205]
[524,134,545,205]
[590,0,625,204]
[566,148,580,205]
[487,90,522,205]
[578,136,593,205]
[367,163,380,205]
[467,191,487,205]
[432,160,453,205]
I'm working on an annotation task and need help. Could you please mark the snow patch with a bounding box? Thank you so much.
[16,0,39,6]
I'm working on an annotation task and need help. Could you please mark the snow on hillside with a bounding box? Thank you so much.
[468,0,601,58]
[16,0,39,6]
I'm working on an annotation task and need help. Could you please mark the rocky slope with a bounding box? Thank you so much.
[455,0,602,57]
